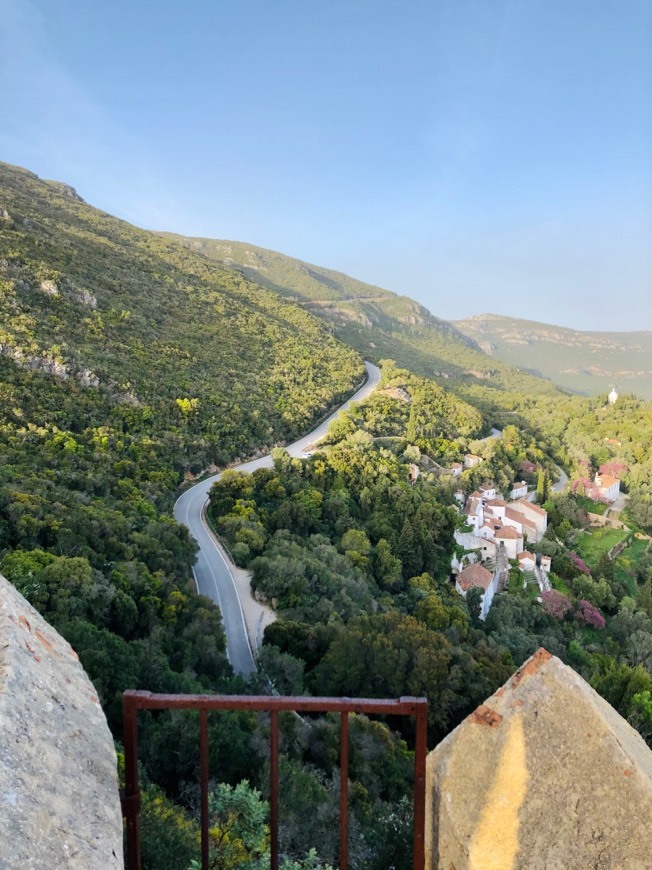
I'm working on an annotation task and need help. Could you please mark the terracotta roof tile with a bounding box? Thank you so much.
[457,564,493,592]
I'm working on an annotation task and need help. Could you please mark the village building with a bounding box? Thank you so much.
[450,462,463,477]
[407,463,420,484]
[464,453,483,468]
[508,499,548,541]
[455,563,499,620]
[494,525,523,560]
[510,480,528,499]
[479,483,496,500]
[593,473,621,503]
[540,555,552,573]
[518,551,536,572]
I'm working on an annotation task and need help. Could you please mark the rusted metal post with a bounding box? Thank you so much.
[200,709,210,869]
[413,701,428,870]
[122,691,142,870]
[340,711,349,869]
[270,710,279,870]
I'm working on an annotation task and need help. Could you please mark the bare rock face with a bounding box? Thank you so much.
[0,573,123,868]
[426,648,652,869]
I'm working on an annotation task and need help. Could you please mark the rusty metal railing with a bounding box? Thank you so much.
[121,691,428,869]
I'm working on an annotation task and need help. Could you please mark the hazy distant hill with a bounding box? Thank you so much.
[454,314,652,400]
[160,234,561,406]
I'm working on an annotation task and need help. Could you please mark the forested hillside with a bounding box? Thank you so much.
[160,232,562,408]
[0,163,364,465]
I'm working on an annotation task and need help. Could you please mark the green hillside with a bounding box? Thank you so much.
[0,163,364,464]
[160,233,562,411]
[454,314,652,400]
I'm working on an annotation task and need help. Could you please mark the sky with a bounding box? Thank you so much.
[1,0,651,331]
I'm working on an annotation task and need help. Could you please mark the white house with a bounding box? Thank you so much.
[485,499,507,520]
[518,551,536,572]
[509,499,548,541]
[407,463,420,484]
[540,555,552,573]
[464,454,483,468]
[593,473,621,503]
[455,563,499,620]
[494,525,523,560]
[450,462,463,477]
[510,481,528,499]
[464,495,484,530]
[479,483,497,500]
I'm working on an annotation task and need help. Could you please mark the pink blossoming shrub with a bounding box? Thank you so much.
[541,590,572,619]
[575,599,606,630]
[599,461,628,477]
[569,551,591,575]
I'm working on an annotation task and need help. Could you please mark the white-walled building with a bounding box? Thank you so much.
[479,483,497,500]
[510,481,528,499]
[509,499,548,541]
[518,551,536,572]
[593,473,621,503]
[455,563,499,620]
[494,525,523,560]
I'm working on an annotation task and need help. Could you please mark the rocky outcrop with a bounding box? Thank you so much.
[0,573,123,868]
[426,648,652,869]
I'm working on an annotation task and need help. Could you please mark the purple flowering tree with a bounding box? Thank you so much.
[575,599,606,630]
[541,590,572,620]
[569,551,591,575]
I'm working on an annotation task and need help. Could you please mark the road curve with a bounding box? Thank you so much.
[173,361,381,675]
[552,466,568,492]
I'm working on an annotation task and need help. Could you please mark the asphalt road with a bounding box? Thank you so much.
[552,466,568,492]
[173,361,381,675]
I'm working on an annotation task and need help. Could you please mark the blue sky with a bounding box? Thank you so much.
[1,0,651,330]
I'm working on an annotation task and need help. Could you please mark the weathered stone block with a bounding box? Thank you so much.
[0,573,123,868]
[426,648,652,869]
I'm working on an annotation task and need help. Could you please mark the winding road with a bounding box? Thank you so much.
[173,362,381,675]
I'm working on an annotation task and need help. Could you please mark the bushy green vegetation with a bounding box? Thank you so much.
[0,162,364,465]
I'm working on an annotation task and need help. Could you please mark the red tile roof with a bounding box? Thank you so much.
[457,564,493,592]
[515,498,547,517]
[495,526,520,539]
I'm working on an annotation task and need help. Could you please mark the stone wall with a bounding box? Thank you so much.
[425,648,652,869]
[0,573,123,868]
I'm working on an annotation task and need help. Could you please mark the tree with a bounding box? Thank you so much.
[465,587,483,627]
[536,469,550,503]
[198,780,269,870]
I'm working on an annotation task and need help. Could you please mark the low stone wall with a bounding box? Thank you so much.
[0,573,123,868]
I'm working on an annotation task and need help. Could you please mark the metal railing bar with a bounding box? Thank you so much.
[199,709,209,870]
[270,710,280,870]
[123,697,141,870]
[340,711,349,869]
[122,690,426,716]
[413,702,428,870]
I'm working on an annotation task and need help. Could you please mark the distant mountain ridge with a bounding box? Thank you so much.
[454,313,652,400]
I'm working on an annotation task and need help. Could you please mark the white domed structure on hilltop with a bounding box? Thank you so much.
[608,386,618,404]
